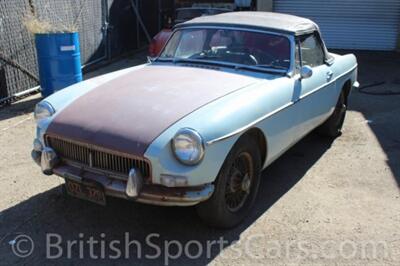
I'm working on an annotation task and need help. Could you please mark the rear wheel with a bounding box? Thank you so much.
[196,135,261,228]
[317,92,347,138]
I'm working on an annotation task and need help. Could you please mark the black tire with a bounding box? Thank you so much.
[59,183,68,196]
[317,92,347,138]
[196,135,261,228]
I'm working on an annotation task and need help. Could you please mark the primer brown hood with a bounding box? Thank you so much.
[46,65,258,156]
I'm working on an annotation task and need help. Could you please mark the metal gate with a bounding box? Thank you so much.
[274,0,400,50]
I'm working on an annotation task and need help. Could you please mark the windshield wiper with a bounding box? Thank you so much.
[154,57,173,62]
[155,57,200,64]
[172,58,203,64]
[191,54,220,60]
[233,64,287,75]
[155,58,287,75]
[156,57,229,68]
[255,64,288,70]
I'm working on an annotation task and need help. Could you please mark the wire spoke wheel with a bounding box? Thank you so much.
[196,134,261,228]
[224,152,254,212]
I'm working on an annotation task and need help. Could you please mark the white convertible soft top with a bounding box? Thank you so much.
[178,11,318,35]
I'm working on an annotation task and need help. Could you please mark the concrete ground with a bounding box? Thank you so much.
[0,51,399,265]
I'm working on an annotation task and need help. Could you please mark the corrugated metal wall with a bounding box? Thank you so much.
[274,0,400,50]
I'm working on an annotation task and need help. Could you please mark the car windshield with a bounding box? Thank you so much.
[159,28,291,71]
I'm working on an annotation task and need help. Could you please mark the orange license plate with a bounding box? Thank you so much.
[65,179,106,206]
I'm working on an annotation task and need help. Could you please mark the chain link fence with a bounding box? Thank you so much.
[0,0,107,105]
[0,0,166,106]
[0,0,38,103]
[34,0,107,65]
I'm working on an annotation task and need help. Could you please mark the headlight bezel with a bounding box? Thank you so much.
[34,101,55,122]
[171,128,205,166]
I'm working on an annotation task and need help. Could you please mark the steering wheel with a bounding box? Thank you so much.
[251,49,277,64]
[244,54,259,65]
[226,47,259,65]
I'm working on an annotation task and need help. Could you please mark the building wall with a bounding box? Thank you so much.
[273,0,400,51]
[257,0,273,11]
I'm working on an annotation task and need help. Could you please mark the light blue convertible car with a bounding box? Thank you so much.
[32,12,358,228]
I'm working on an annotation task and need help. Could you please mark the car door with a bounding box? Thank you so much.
[293,32,337,139]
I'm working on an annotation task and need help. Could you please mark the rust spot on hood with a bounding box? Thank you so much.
[46,65,259,156]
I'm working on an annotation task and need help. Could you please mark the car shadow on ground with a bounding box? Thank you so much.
[0,133,333,265]
[337,50,400,187]
[1,50,398,265]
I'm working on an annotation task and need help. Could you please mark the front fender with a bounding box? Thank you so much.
[145,77,290,186]
[145,124,240,186]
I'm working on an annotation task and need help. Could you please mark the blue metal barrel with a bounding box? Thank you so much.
[35,32,83,97]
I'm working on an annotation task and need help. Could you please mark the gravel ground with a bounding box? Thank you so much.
[0,51,399,266]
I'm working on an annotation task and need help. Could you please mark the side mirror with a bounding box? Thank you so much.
[300,65,313,79]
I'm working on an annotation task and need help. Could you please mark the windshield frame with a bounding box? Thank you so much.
[155,25,295,76]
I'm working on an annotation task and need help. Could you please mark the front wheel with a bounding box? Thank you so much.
[196,135,261,228]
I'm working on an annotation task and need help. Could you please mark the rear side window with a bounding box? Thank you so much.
[299,33,325,67]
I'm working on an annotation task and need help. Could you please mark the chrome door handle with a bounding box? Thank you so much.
[326,71,334,80]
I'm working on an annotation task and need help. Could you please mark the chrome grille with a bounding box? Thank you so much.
[46,136,151,178]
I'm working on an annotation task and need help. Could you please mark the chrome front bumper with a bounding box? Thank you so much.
[32,149,42,165]
[32,144,214,206]
[52,164,214,206]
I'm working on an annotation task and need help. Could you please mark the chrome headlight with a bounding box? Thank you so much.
[171,128,205,166]
[34,101,55,122]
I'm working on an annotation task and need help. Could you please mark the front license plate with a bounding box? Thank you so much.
[65,179,106,206]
